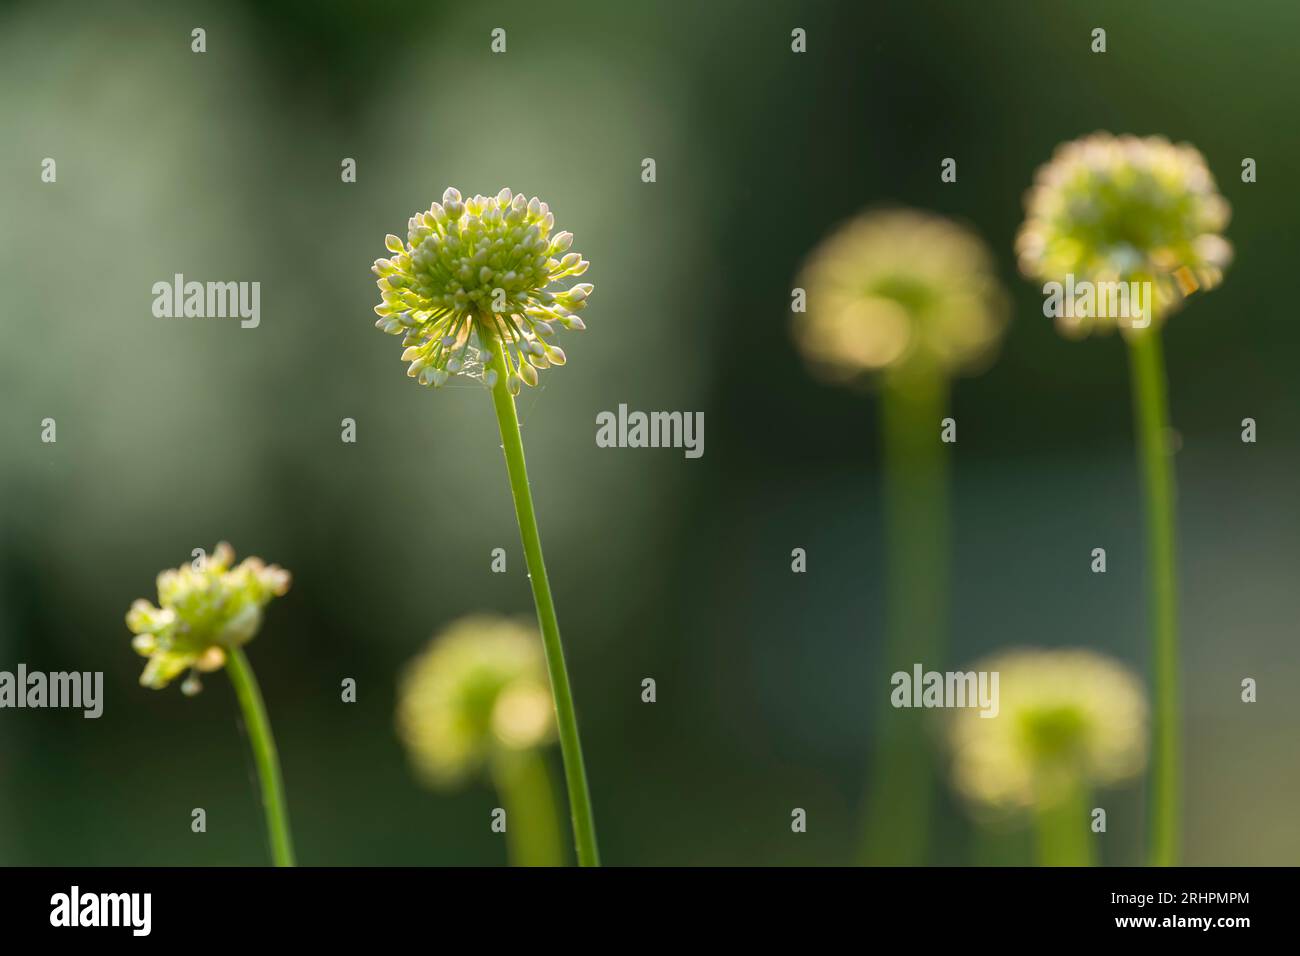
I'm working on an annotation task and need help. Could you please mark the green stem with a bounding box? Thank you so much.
[1033,781,1094,867]
[1126,329,1180,867]
[860,360,949,865]
[490,748,565,867]
[225,645,296,867]
[485,334,600,866]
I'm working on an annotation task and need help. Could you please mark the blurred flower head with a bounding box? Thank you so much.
[946,648,1147,813]
[1016,132,1232,336]
[396,615,556,788]
[125,543,291,694]
[793,208,1008,383]
[372,187,592,394]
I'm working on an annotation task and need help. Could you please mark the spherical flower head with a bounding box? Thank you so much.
[125,543,291,695]
[793,208,1008,383]
[1016,132,1232,336]
[372,187,593,394]
[396,615,556,788]
[945,648,1147,815]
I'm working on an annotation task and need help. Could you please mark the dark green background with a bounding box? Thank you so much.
[1,0,1296,865]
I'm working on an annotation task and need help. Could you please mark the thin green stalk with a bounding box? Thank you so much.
[486,333,600,866]
[1126,329,1181,867]
[490,748,565,867]
[225,645,295,867]
[1033,782,1094,867]
[969,819,1032,867]
[860,359,949,865]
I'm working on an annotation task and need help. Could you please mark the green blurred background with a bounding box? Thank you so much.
[1,0,1296,865]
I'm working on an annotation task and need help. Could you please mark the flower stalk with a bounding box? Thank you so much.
[861,359,950,864]
[487,333,600,866]
[490,748,564,867]
[1033,783,1094,867]
[225,645,296,867]
[1126,328,1180,867]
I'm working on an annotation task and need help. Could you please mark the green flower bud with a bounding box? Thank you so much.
[517,359,539,387]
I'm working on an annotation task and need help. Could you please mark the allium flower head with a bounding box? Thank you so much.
[372,187,592,393]
[946,648,1147,814]
[125,543,291,695]
[793,208,1008,382]
[396,615,556,788]
[1017,132,1232,335]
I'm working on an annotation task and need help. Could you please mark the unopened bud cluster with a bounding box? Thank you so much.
[372,187,593,392]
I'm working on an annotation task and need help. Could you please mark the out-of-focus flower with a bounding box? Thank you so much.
[793,208,1008,382]
[372,188,592,394]
[1016,132,1232,336]
[946,648,1147,813]
[125,543,291,694]
[396,615,555,788]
